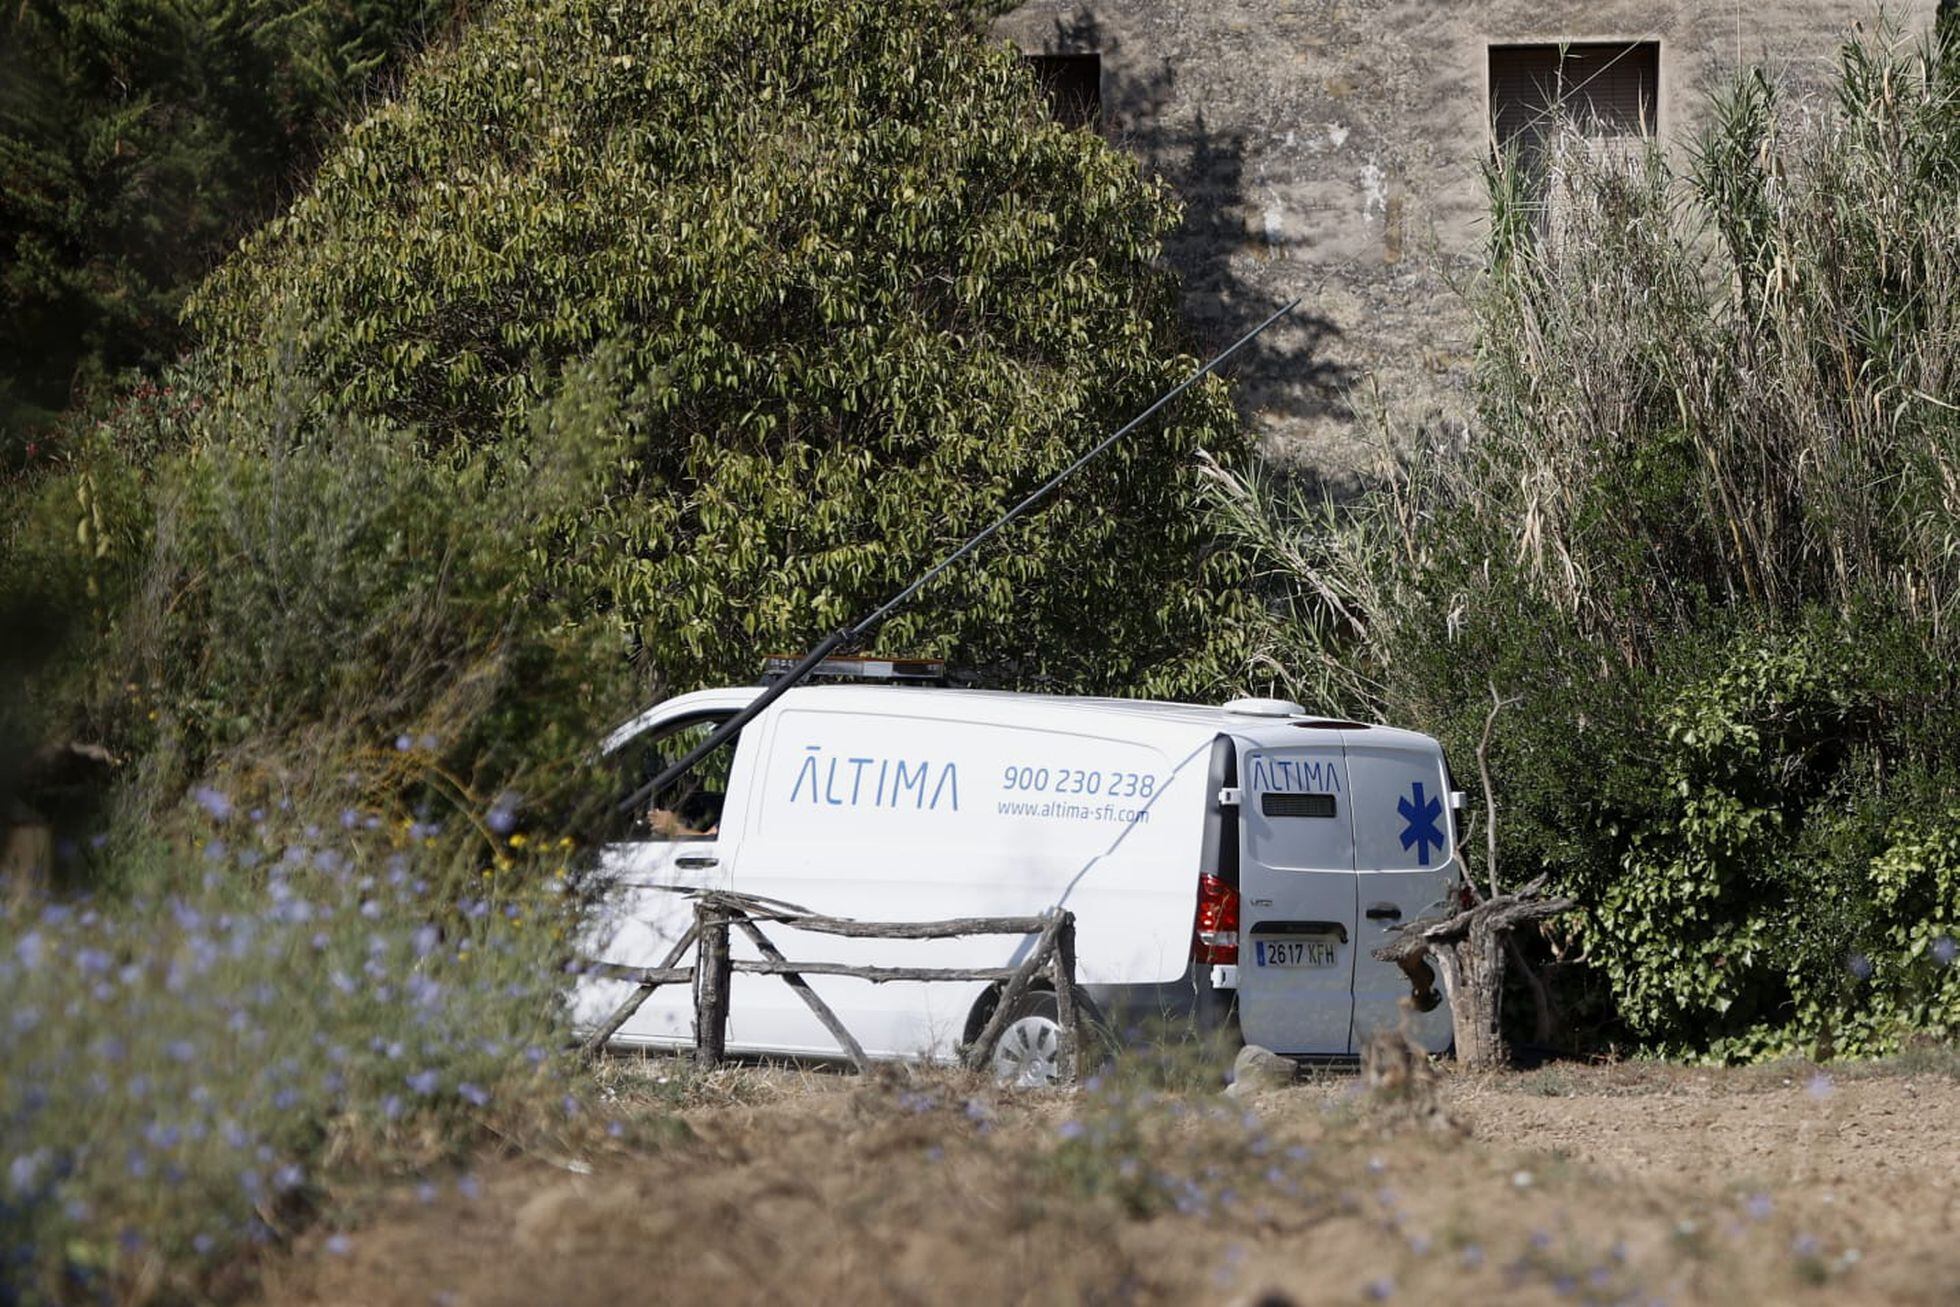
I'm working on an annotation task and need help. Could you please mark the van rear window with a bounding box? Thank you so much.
[1262,792,1337,819]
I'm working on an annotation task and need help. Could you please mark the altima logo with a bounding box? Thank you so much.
[788,747,961,811]
[1247,756,1342,793]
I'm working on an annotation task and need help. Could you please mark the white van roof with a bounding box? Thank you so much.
[603,684,1438,756]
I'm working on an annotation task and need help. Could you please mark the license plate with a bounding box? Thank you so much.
[1254,938,1340,968]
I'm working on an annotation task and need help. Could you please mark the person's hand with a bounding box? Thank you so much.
[648,807,715,839]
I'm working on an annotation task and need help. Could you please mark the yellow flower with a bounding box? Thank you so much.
[508,833,529,849]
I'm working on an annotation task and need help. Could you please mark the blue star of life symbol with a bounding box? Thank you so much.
[1397,781,1445,867]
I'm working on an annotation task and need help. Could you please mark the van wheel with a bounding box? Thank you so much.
[989,991,1070,1088]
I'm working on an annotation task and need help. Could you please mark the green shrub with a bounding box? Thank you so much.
[1,344,636,873]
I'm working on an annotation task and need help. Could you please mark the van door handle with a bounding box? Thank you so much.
[675,855,719,869]
[1365,903,1402,921]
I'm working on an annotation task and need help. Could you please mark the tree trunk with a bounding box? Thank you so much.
[1372,879,1570,1071]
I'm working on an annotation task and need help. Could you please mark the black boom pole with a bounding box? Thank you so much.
[617,298,1300,817]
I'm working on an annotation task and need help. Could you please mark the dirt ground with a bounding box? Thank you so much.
[266,1055,1960,1306]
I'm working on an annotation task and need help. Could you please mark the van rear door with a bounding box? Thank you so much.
[1235,742,1355,1055]
[1345,739,1457,1054]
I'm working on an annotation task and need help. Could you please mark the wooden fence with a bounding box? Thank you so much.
[578,890,1080,1075]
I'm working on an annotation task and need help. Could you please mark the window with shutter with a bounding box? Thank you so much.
[1025,53,1101,131]
[1489,42,1659,154]
[1489,42,1659,223]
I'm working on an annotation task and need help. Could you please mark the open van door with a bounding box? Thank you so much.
[1234,741,1356,1056]
[1345,738,1457,1054]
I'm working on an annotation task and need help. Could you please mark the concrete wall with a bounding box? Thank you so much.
[994,1,1941,478]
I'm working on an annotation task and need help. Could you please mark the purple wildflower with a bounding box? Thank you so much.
[9,1153,42,1195]
[486,793,520,834]
[192,786,234,822]
[407,1070,440,1095]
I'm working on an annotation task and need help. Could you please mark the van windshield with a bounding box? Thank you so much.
[605,714,738,842]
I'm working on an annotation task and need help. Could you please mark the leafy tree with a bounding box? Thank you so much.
[0,0,459,447]
[184,0,1258,701]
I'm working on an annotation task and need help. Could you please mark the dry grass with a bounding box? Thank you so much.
[264,1046,1960,1305]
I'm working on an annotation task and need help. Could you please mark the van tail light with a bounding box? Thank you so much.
[1193,873,1240,966]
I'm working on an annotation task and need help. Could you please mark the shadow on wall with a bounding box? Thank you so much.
[1039,13,1356,444]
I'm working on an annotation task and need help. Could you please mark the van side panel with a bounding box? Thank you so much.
[1344,737,1457,1054]
[724,704,1212,1059]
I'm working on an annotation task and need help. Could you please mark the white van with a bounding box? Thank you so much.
[572,680,1462,1081]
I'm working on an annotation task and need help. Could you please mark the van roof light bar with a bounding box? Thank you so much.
[617,297,1302,816]
[759,654,947,684]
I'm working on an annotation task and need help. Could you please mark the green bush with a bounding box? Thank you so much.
[1,345,635,874]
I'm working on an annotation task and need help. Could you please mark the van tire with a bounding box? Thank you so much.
[987,990,1074,1088]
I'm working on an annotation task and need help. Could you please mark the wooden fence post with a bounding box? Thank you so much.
[693,902,732,1067]
[1051,911,1078,1079]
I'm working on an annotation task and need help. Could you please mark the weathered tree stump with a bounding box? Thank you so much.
[1371,876,1572,1070]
